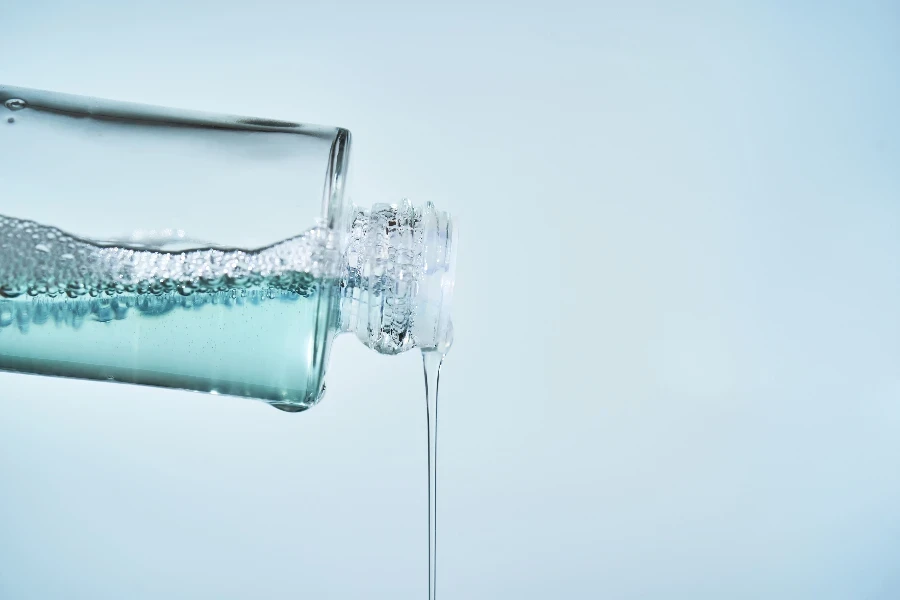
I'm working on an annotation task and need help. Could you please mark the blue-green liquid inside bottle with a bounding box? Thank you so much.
[0,278,338,411]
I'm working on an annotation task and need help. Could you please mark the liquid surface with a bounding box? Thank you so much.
[0,215,341,410]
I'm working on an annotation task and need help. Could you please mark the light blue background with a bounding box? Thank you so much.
[1,1,899,598]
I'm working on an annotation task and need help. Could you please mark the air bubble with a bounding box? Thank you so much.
[0,284,26,298]
[27,284,47,296]
[4,99,27,111]
[66,281,87,298]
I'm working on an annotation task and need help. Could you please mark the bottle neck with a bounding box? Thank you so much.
[340,200,456,355]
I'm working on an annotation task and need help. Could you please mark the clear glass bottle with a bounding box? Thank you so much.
[0,85,456,412]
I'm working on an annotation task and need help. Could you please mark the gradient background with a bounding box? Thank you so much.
[1,2,899,598]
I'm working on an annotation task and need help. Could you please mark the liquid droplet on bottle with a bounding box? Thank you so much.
[6,118,13,124]
[4,99,27,111]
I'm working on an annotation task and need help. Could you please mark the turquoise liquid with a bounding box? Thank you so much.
[0,280,338,410]
[0,214,341,411]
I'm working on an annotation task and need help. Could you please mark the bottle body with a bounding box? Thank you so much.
[0,86,455,411]
[0,259,339,411]
[0,86,350,410]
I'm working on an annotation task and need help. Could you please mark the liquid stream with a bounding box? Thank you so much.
[423,350,444,600]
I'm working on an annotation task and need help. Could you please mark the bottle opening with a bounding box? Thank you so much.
[341,200,456,355]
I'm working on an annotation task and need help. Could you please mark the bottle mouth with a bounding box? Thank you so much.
[417,201,457,353]
[341,200,457,355]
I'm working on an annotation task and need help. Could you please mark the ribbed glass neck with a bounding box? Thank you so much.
[340,200,456,355]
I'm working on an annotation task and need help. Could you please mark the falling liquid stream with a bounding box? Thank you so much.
[422,349,444,600]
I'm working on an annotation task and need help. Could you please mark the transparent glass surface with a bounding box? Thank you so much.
[0,86,351,410]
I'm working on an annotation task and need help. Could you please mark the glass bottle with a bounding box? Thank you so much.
[0,85,457,412]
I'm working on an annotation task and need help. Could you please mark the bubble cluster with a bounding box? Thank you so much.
[0,285,312,334]
[0,214,341,332]
[0,214,341,301]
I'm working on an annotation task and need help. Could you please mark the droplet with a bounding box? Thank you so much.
[4,98,27,111]
[6,118,13,124]
[34,243,50,253]
[271,402,307,413]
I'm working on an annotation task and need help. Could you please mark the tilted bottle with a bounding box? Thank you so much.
[0,85,456,412]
